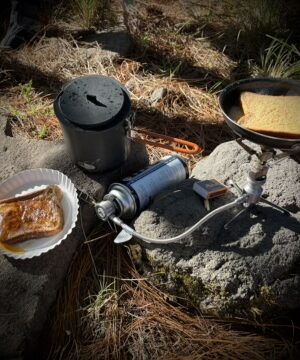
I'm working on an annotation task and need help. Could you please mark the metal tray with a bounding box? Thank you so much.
[219,78,300,151]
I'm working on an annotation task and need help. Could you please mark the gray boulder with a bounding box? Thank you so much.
[133,140,300,317]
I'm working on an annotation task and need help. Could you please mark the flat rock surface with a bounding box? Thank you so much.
[133,140,300,317]
[0,114,148,358]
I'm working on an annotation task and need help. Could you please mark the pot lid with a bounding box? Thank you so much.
[54,75,131,130]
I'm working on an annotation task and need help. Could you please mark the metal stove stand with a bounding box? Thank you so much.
[223,138,296,229]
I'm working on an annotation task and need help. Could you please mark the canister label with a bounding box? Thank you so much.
[123,156,187,210]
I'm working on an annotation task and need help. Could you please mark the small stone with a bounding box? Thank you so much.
[149,87,167,104]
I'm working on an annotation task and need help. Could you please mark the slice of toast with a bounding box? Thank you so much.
[238,92,300,139]
[0,185,64,244]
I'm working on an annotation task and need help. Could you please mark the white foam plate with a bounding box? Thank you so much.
[0,169,79,259]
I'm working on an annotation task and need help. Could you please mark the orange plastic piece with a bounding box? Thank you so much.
[131,129,202,155]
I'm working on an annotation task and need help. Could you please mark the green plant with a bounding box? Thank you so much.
[82,277,119,332]
[159,61,183,78]
[250,36,300,79]
[18,80,34,103]
[207,80,224,94]
[38,125,48,139]
[10,81,53,121]
[139,34,151,47]
[1,80,57,140]
[72,0,111,30]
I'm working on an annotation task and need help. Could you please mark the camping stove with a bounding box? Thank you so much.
[223,139,295,229]
[218,77,300,228]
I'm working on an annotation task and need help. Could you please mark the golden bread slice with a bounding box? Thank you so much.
[238,92,300,139]
[0,185,64,245]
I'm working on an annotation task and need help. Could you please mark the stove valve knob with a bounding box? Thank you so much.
[95,200,116,221]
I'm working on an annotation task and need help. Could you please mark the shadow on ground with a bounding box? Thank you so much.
[0,55,65,96]
[134,106,234,154]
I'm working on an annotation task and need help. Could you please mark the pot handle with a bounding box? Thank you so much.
[130,128,202,155]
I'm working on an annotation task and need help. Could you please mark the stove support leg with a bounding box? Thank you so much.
[216,144,296,231]
[259,197,291,216]
[227,180,243,195]
[224,206,250,229]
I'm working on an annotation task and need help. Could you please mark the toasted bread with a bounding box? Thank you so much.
[0,185,64,244]
[238,92,300,139]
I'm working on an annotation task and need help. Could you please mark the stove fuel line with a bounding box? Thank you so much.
[108,195,248,244]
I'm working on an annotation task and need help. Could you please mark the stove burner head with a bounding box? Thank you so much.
[219,78,300,152]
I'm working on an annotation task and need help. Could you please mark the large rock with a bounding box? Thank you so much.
[133,140,300,317]
[0,114,148,358]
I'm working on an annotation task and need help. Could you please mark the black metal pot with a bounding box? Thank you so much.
[54,75,131,173]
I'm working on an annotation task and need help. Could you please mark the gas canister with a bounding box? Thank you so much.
[95,155,188,221]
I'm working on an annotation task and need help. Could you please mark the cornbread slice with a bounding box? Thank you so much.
[238,92,300,139]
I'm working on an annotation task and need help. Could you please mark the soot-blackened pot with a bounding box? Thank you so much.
[54,75,131,173]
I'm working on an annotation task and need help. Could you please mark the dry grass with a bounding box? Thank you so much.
[43,223,292,360]
[0,0,238,171]
[0,31,234,167]
[0,0,237,170]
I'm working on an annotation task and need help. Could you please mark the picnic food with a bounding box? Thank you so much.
[0,185,64,246]
[237,92,300,139]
